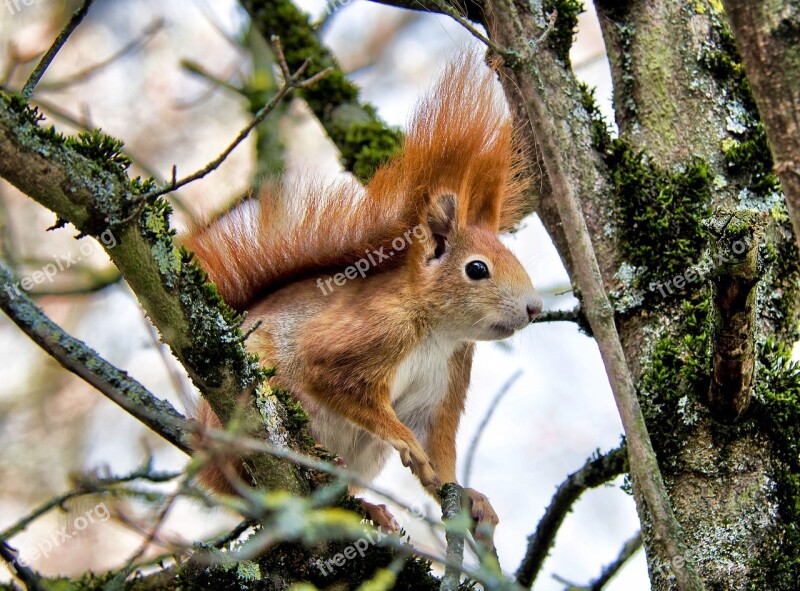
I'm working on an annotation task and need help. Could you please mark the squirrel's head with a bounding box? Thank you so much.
[415,193,542,341]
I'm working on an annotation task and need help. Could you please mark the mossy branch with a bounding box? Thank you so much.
[0,91,307,495]
[707,210,763,423]
[483,2,704,588]
[0,260,192,453]
[240,0,404,181]
[438,483,467,591]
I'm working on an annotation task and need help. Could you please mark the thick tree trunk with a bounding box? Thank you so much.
[592,1,800,589]
[483,0,800,588]
[722,0,800,254]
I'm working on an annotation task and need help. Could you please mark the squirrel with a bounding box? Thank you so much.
[184,53,542,546]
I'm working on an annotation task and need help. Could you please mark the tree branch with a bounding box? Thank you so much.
[0,90,306,494]
[0,260,192,453]
[439,483,467,591]
[369,0,486,23]
[484,2,704,588]
[240,0,404,181]
[532,306,582,324]
[515,444,628,588]
[21,0,94,100]
[0,542,45,591]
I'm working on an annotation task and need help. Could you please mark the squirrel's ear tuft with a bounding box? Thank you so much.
[427,193,457,237]
[426,193,457,259]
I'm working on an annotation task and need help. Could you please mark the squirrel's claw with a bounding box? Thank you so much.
[396,441,441,489]
[359,499,400,532]
[465,487,499,552]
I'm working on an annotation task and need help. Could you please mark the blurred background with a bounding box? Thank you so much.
[0,0,648,588]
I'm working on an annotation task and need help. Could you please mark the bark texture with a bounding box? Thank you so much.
[722,0,800,253]
[593,1,800,588]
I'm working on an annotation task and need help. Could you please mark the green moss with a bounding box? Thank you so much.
[723,124,781,199]
[177,246,264,390]
[767,235,800,339]
[271,386,317,451]
[542,0,584,66]
[1,91,156,234]
[606,142,712,297]
[65,129,132,178]
[327,107,403,180]
[748,339,800,590]
[580,82,712,306]
[699,14,782,202]
[241,0,402,181]
[579,82,612,154]
[639,296,712,462]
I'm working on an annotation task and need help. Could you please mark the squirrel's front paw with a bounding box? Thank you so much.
[396,441,441,489]
[464,487,499,550]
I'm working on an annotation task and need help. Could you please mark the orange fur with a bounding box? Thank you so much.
[186,53,541,542]
[183,53,527,312]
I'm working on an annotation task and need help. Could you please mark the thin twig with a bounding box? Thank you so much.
[131,37,331,207]
[531,10,558,51]
[0,542,45,591]
[551,531,642,590]
[0,260,191,454]
[1,464,180,541]
[439,484,467,591]
[515,445,628,588]
[107,476,192,591]
[21,0,95,100]
[180,59,247,97]
[532,307,581,324]
[428,0,510,59]
[462,369,522,487]
[38,19,164,92]
[589,531,643,590]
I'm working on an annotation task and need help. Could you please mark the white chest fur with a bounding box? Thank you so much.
[304,332,462,484]
[390,333,460,443]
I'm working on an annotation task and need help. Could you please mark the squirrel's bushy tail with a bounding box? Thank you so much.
[184,51,528,311]
[184,178,412,310]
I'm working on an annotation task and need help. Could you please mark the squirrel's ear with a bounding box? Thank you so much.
[426,193,457,259]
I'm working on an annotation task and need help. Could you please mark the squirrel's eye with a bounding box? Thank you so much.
[465,260,490,280]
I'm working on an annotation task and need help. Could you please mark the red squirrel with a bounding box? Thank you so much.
[185,54,542,542]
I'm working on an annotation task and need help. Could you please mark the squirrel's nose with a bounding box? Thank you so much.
[526,297,543,322]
